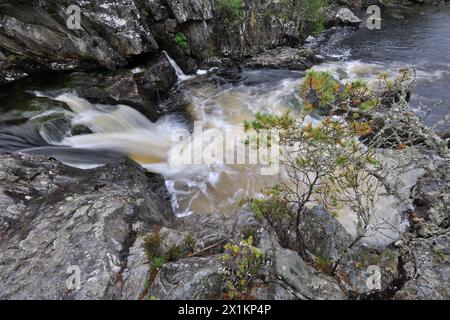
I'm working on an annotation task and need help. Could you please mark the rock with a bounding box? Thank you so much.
[298,206,354,262]
[411,163,449,232]
[232,207,260,235]
[335,8,362,25]
[150,23,199,74]
[0,153,173,299]
[0,1,158,71]
[181,20,215,59]
[0,61,29,85]
[249,282,298,300]
[438,129,450,148]
[166,0,213,24]
[41,53,177,121]
[258,230,346,300]
[393,161,450,300]
[147,0,172,22]
[243,47,319,71]
[395,232,450,300]
[121,238,150,300]
[171,212,234,252]
[337,0,363,9]
[337,246,401,295]
[147,256,223,299]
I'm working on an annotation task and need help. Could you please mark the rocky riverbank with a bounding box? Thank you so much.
[0,144,448,299]
[0,0,375,85]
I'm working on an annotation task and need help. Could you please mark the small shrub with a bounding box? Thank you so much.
[184,233,196,253]
[143,229,193,292]
[143,228,164,261]
[151,256,167,269]
[315,257,333,274]
[174,32,189,50]
[221,236,263,300]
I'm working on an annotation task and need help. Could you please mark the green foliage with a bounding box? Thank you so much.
[221,236,263,299]
[174,32,189,50]
[315,256,333,274]
[298,0,329,36]
[151,256,166,269]
[300,70,340,110]
[215,0,244,27]
[143,229,194,289]
[143,229,164,261]
[244,111,294,132]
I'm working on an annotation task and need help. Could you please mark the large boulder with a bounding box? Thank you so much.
[0,153,173,299]
[147,256,224,300]
[394,232,450,300]
[259,230,346,300]
[0,0,158,71]
[298,206,354,262]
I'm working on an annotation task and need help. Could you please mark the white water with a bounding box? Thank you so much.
[162,50,195,81]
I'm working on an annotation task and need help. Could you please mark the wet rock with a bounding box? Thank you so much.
[0,1,158,71]
[150,24,199,74]
[243,47,319,71]
[335,8,362,25]
[258,230,346,300]
[0,153,173,299]
[56,53,177,121]
[147,255,223,300]
[0,61,29,85]
[298,206,354,262]
[166,0,213,24]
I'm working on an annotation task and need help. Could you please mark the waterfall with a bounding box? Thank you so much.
[162,50,193,81]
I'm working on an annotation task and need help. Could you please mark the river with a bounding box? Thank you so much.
[315,4,450,127]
